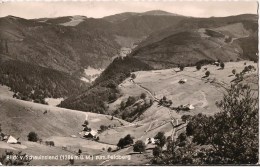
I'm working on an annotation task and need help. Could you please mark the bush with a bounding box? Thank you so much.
[126,96,136,106]
[107,81,117,89]
[153,146,162,157]
[243,66,249,73]
[179,65,185,71]
[108,93,117,102]
[107,147,112,152]
[235,73,240,78]
[154,132,166,147]
[49,141,55,147]
[84,120,89,126]
[69,159,74,165]
[117,138,125,149]
[120,101,126,109]
[117,134,134,149]
[131,73,136,79]
[196,64,201,70]
[177,132,187,143]
[78,149,82,154]
[100,125,108,132]
[205,71,210,77]
[232,69,236,75]
[220,62,225,69]
[178,141,186,147]
[83,126,91,131]
[27,132,38,142]
[133,140,146,153]
[181,115,191,122]
[150,99,154,106]
[162,96,167,101]
[140,93,146,99]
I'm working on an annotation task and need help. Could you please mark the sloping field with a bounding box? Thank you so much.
[0,93,129,141]
[131,61,257,116]
[0,141,75,165]
[101,61,257,147]
[0,96,85,140]
[104,61,257,141]
[0,92,131,165]
[212,22,250,38]
[45,136,118,155]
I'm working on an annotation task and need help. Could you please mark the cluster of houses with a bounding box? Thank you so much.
[80,120,99,140]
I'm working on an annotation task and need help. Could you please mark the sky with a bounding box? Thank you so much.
[0,1,258,19]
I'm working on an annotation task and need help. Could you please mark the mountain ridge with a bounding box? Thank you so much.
[60,13,258,113]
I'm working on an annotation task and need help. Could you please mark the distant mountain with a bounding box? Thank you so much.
[102,10,185,37]
[111,15,185,38]
[102,12,139,23]
[142,10,182,16]
[0,12,258,113]
[0,15,120,74]
[131,14,258,68]
[61,13,258,114]
[0,12,188,74]
[136,14,258,48]
[2,13,255,74]
[0,11,189,104]
[103,10,182,23]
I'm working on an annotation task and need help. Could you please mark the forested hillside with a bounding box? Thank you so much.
[60,56,152,113]
[0,58,88,104]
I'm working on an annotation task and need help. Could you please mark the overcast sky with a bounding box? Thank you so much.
[0,1,258,19]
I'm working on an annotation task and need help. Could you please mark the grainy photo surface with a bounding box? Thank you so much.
[0,1,258,165]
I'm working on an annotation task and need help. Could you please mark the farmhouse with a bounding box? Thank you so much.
[213,62,220,66]
[145,138,157,145]
[176,104,195,111]
[179,79,187,84]
[6,135,18,144]
[183,104,195,110]
[84,130,98,139]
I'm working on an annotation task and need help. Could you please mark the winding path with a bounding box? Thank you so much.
[130,79,159,101]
